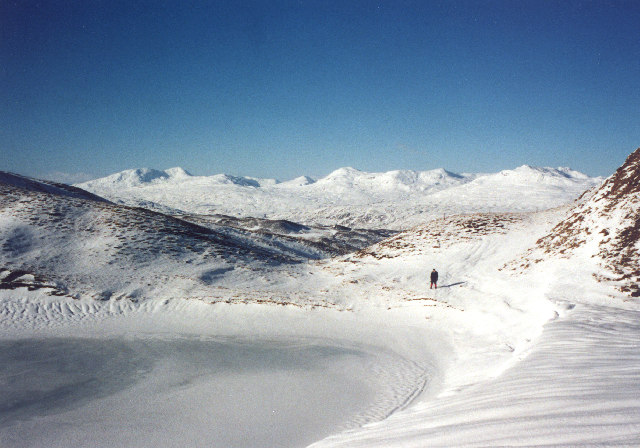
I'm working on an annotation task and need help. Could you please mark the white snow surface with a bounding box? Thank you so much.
[2,161,639,447]
[0,299,441,448]
[76,166,602,229]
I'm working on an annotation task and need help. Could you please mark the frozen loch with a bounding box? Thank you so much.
[0,300,436,448]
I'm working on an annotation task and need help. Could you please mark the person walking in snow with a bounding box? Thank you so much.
[430,268,438,289]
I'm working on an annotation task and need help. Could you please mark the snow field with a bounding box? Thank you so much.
[308,206,640,447]
[4,197,637,447]
[312,301,640,447]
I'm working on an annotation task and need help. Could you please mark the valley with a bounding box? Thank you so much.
[1,152,638,447]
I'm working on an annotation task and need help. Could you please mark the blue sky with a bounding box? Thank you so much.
[1,0,639,182]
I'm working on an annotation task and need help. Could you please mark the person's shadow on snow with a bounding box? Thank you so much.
[439,281,466,288]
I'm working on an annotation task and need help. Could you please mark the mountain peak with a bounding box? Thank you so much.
[510,165,561,176]
[280,175,316,187]
[212,174,261,187]
[77,167,193,189]
[600,147,640,201]
[100,168,169,186]
[165,167,192,178]
[324,167,363,179]
[488,165,598,187]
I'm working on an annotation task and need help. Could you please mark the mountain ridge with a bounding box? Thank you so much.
[0,171,109,203]
[79,164,590,190]
[76,165,602,229]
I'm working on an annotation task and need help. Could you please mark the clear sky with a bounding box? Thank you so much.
[1,0,639,182]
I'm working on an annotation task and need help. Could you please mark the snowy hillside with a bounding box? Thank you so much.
[0,171,108,203]
[76,165,602,229]
[511,147,640,297]
[0,175,392,303]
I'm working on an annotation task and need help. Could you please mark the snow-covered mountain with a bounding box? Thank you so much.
[76,165,602,229]
[0,179,271,300]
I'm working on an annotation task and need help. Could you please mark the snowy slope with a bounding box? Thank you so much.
[180,214,395,257]
[0,177,326,303]
[306,151,640,446]
[76,165,602,229]
[426,165,600,213]
[511,147,640,297]
[0,173,399,304]
[310,207,640,447]
[0,171,109,203]
[312,301,640,448]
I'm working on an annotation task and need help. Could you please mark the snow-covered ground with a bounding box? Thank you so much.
[2,209,638,447]
[0,295,446,448]
[313,299,640,447]
[1,152,639,447]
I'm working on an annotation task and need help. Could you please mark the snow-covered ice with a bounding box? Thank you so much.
[0,335,415,448]
[0,297,445,448]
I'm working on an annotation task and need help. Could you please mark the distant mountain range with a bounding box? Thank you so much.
[77,165,603,229]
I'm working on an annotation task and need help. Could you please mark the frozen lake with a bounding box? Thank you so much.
[0,336,428,448]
